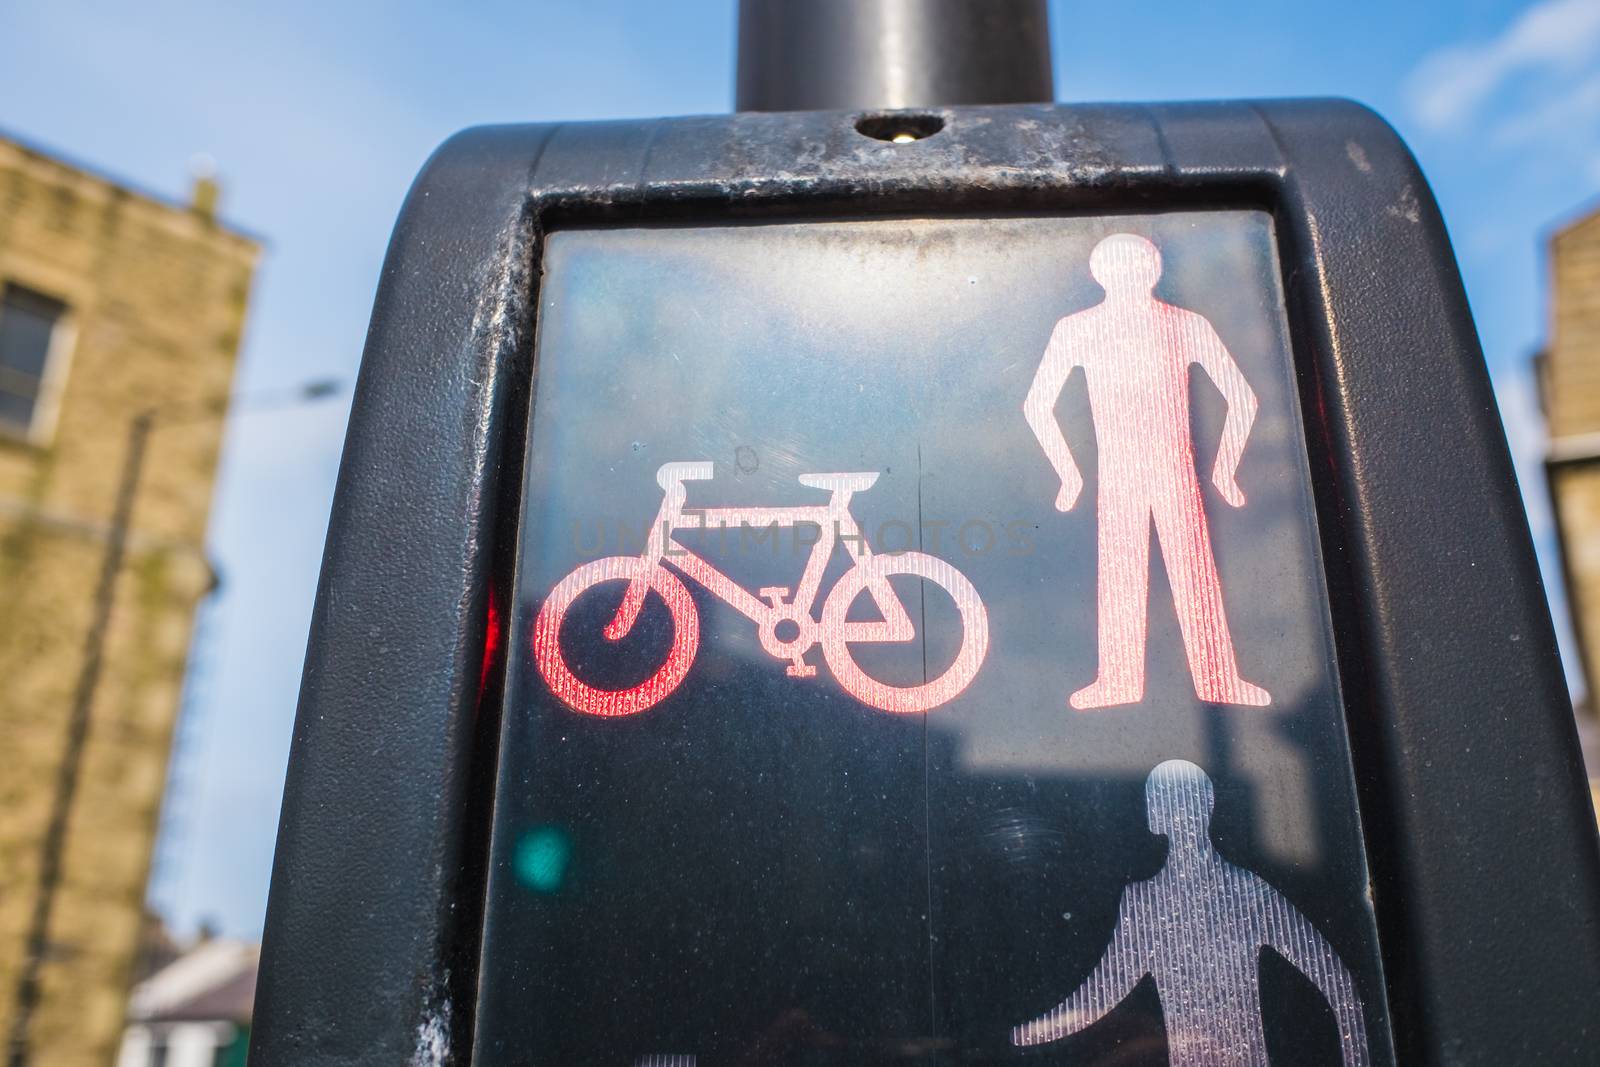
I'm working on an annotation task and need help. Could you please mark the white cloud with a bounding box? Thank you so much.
[1407,0,1600,130]
[1493,68,1600,145]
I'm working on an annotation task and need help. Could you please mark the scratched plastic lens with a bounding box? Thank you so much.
[480,215,1394,1065]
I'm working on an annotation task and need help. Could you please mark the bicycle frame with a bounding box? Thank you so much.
[608,462,914,672]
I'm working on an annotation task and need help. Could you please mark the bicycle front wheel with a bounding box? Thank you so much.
[819,552,989,713]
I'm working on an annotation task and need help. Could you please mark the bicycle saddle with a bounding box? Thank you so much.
[797,472,880,493]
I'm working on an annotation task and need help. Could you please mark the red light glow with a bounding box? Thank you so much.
[479,588,502,695]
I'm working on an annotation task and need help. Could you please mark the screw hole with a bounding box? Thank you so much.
[855,112,944,143]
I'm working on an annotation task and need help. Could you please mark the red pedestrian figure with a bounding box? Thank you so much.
[1025,233,1270,709]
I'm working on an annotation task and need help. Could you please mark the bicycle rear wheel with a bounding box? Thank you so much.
[533,556,699,717]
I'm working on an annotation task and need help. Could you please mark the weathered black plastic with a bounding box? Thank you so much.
[251,102,1600,1066]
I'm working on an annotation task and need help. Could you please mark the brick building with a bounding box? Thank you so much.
[1539,201,1600,818]
[0,133,258,1066]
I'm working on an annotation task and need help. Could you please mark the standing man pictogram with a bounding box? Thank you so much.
[1012,760,1370,1066]
[1025,233,1270,709]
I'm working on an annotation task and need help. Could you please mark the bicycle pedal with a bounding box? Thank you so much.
[759,586,791,606]
[786,662,817,678]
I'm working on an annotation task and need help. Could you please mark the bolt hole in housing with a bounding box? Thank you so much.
[855,111,945,143]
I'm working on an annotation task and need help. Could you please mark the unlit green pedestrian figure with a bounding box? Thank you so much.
[1012,760,1369,1066]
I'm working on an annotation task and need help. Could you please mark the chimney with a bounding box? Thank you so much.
[188,153,219,222]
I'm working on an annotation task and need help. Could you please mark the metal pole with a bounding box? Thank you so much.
[736,0,1053,112]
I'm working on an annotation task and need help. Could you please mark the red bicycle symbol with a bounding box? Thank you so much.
[533,461,990,717]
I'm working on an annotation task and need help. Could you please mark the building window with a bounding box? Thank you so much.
[0,282,68,438]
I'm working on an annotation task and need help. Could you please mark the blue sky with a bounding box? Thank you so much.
[3,0,1597,938]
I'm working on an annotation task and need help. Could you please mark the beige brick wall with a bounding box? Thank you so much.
[1548,212,1600,440]
[1548,210,1600,699]
[1547,206,1600,831]
[1553,465,1600,694]
[0,137,257,1066]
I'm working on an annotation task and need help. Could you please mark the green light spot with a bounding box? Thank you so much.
[513,827,571,893]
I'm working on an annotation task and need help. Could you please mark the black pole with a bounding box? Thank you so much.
[736,0,1053,112]
[6,411,152,1067]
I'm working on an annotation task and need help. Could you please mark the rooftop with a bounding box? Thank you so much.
[127,939,258,1025]
[0,126,264,249]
